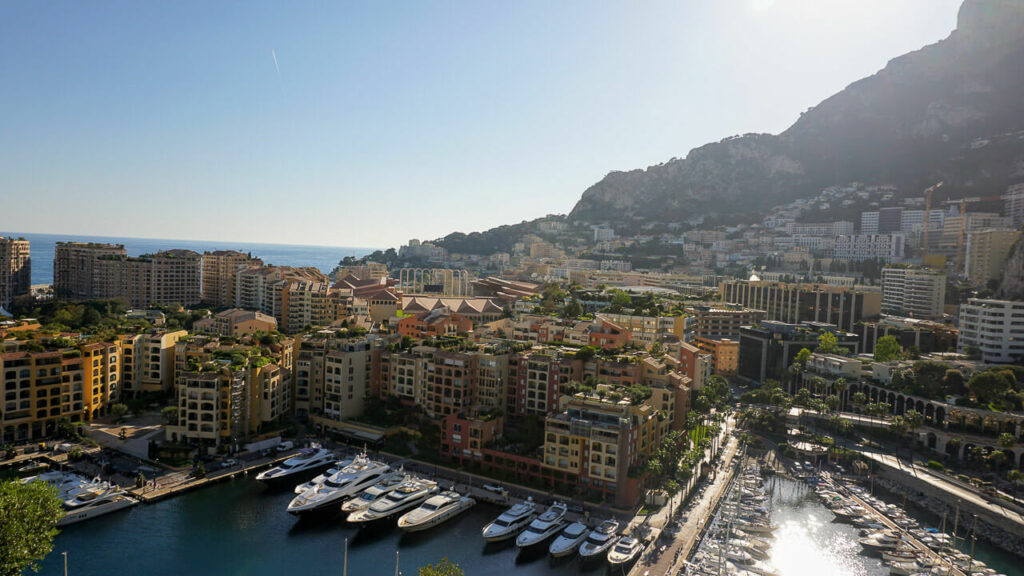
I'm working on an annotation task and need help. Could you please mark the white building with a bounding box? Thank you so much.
[881,266,946,320]
[1006,183,1024,228]
[833,234,906,262]
[957,299,1024,364]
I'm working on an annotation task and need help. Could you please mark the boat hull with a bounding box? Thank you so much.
[58,497,137,527]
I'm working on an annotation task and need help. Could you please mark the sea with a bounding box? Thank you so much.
[0,232,377,287]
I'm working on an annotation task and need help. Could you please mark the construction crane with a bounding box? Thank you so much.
[944,194,1006,274]
[921,181,943,262]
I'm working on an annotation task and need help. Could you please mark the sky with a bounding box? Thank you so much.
[0,0,964,249]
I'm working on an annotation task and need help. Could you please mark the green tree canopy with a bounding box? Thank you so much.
[816,331,839,354]
[968,372,1012,405]
[419,558,464,576]
[873,335,902,362]
[0,480,64,576]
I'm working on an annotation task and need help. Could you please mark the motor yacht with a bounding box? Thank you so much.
[858,530,904,553]
[287,456,390,515]
[548,521,589,557]
[397,490,475,532]
[59,482,137,526]
[607,536,644,566]
[578,519,621,560]
[340,470,408,513]
[515,501,567,549]
[346,477,438,524]
[22,470,89,500]
[293,457,353,494]
[255,445,335,485]
[481,499,538,542]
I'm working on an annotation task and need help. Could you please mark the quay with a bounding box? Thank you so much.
[127,453,293,503]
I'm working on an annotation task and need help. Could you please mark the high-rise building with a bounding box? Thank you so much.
[686,304,766,340]
[54,242,126,299]
[1005,183,1024,228]
[0,237,30,309]
[718,280,881,333]
[833,234,905,262]
[881,266,946,320]
[53,243,201,306]
[117,330,188,395]
[958,299,1024,364]
[964,228,1022,287]
[201,250,263,306]
[878,207,904,234]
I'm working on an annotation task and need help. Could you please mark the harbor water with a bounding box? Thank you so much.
[39,475,1022,575]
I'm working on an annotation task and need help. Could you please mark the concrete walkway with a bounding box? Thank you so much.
[630,433,741,576]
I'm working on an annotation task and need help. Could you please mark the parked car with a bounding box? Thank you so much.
[275,441,294,453]
[222,458,238,468]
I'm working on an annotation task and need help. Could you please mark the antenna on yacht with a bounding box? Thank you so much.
[394,550,401,576]
[342,538,348,576]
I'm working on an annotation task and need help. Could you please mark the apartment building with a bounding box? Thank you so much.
[694,337,739,376]
[292,332,375,427]
[719,280,881,333]
[510,349,582,416]
[686,304,765,340]
[832,233,905,262]
[201,250,263,306]
[396,308,473,339]
[54,242,126,299]
[54,244,201,307]
[964,229,1022,287]
[0,237,30,309]
[937,211,1011,255]
[234,267,341,333]
[597,313,687,348]
[856,316,958,355]
[957,299,1024,364]
[881,266,946,320]
[789,221,854,236]
[1,341,119,442]
[165,367,247,447]
[542,392,660,507]
[677,341,711,390]
[118,330,188,395]
[192,308,278,337]
[1006,183,1024,228]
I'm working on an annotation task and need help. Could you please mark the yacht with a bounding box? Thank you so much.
[287,456,391,515]
[549,521,589,557]
[516,501,568,549]
[59,482,137,526]
[346,477,438,524]
[481,499,538,542]
[607,536,644,566]
[858,530,903,553]
[293,457,354,494]
[22,470,89,500]
[396,490,475,532]
[340,470,408,514]
[578,519,621,560]
[255,445,335,485]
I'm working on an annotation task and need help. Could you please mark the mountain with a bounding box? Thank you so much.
[567,0,1024,231]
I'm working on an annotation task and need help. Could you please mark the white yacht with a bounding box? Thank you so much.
[548,521,589,557]
[22,470,90,500]
[858,530,903,552]
[607,536,644,566]
[287,456,391,515]
[516,501,568,549]
[293,458,354,494]
[59,482,137,526]
[578,519,621,560]
[397,490,475,532]
[340,470,408,513]
[346,477,438,524]
[481,499,538,542]
[255,445,334,485]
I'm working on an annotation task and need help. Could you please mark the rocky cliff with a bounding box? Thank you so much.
[568,0,1024,230]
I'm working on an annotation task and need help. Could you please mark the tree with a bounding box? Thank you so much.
[874,335,902,363]
[998,432,1017,452]
[419,558,464,576]
[816,331,839,354]
[110,403,129,422]
[562,300,583,319]
[968,372,1012,405]
[0,480,64,576]
[160,406,179,425]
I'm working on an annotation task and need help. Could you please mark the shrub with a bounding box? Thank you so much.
[926,460,944,471]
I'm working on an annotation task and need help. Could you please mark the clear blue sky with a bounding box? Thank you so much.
[0,1,962,249]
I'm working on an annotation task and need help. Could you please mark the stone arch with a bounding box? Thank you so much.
[896,396,906,415]
[915,400,925,414]
[926,432,937,450]
[887,392,896,410]
[925,403,935,423]
[936,406,946,427]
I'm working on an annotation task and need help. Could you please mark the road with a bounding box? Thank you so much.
[859,450,1024,527]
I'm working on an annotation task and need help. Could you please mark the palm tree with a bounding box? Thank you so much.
[1007,469,1023,499]
[833,378,848,410]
